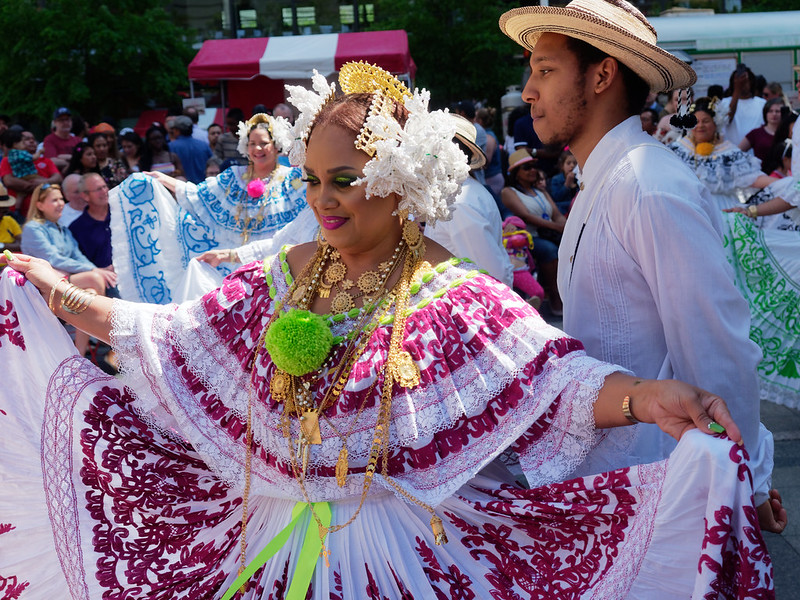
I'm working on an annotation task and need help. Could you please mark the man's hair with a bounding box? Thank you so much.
[173,115,193,136]
[563,36,650,117]
[640,107,659,124]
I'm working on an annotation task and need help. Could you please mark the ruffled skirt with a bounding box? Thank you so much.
[0,270,773,599]
[725,212,800,407]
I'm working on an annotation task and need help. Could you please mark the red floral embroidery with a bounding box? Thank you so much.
[0,301,24,350]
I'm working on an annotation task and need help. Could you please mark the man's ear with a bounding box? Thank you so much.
[591,57,620,96]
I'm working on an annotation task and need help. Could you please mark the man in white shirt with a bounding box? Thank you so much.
[58,173,86,228]
[716,65,766,147]
[500,0,785,532]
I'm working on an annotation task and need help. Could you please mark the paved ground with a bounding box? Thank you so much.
[761,400,800,598]
[541,305,799,597]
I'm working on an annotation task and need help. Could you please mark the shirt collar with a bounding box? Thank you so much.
[580,116,650,191]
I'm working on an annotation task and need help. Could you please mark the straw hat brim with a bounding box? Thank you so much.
[500,6,696,93]
[454,133,487,170]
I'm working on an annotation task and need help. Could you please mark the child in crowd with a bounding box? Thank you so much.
[548,150,579,215]
[502,215,545,308]
[0,183,22,253]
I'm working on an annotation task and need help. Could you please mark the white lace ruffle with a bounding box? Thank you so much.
[111,257,620,506]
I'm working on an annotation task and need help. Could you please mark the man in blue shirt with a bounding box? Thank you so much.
[168,116,212,184]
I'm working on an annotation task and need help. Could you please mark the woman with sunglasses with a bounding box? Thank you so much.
[19,183,114,356]
[501,148,565,315]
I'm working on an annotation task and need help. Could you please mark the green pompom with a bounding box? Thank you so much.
[263,309,333,376]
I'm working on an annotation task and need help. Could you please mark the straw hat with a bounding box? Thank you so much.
[449,114,486,170]
[508,148,535,173]
[499,0,696,93]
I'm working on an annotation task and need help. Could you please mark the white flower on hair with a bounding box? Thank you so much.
[236,115,292,159]
[236,121,250,157]
[286,71,336,166]
[284,73,469,226]
[358,89,469,225]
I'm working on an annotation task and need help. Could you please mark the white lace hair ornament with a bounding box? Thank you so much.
[285,62,470,225]
[236,113,292,158]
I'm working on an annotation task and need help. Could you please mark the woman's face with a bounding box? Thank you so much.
[247,127,277,171]
[37,189,64,222]
[147,130,165,150]
[692,110,717,144]
[765,104,782,127]
[121,140,139,158]
[514,161,538,187]
[92,136,109,160]
[81,147,97,169]
[205,163,221,178]
[304,123,401,259]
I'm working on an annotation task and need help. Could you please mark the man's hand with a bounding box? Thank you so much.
[757,489,788,534]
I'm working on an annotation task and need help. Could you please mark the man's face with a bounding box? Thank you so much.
[54,115,72,135]
[83,175,109,208]
[63,177,83,204]
[522,33,590,150]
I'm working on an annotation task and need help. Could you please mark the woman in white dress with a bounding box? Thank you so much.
[109,114,310,304]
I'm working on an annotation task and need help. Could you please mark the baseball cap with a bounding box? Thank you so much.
[53,107,71,119]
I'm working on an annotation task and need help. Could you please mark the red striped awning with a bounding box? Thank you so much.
[188,30,416,81]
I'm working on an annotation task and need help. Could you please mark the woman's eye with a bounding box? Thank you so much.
[301,176,319,185]
[334,177,357,187]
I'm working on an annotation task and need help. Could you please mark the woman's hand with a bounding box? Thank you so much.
[1,252,63,297]
[723,206,748,214]
[629,378,742,444]
[143,170,179,193]
[757,489,788,534]
[197,249,236,267]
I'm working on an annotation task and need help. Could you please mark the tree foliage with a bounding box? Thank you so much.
[370,0,524,110]
[0,0,194,125]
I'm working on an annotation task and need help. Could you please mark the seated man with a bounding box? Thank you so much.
[68,173,117,295]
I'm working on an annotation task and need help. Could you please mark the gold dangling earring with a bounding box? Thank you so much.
[316,228,328,248]
[402,218,423,258]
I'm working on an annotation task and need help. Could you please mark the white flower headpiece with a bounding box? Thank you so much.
[236,113,292,158]
[286,62,469,225]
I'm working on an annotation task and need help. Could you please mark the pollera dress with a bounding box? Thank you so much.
[108,165,308,304]
[0,251,773,599]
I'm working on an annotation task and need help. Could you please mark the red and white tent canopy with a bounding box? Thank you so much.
[188,29,416,81]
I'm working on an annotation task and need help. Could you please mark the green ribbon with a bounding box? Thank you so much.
[221,501,331,600]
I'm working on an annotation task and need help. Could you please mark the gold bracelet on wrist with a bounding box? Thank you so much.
[746,205,758,219]
[48,278,67,313]
[60,283,96,315]
[229,249,238,263]
[622,395,641,424]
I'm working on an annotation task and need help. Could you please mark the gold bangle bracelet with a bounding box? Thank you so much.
[622,395,640,424]
[747,205,758,218]
[48,279,66,313]
[229,249,238,263]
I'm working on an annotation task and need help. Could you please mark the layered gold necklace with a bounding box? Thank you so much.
[238,222,446,578]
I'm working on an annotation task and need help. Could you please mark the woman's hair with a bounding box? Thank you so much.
[762,97,785,123]
[140,124,169,171]
[65,142,98,176]
[26,183,61,222]
[762,111,798,175]
[307,93,410,148]
[691,96,717,119]
[476,107,496,129]
[120,131,143,158]
[557,150,575,172]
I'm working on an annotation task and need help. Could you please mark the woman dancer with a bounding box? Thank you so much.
[109,113,309,304]
[0,63,771,599]
[669,96,772,211]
